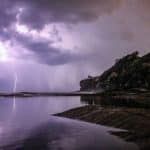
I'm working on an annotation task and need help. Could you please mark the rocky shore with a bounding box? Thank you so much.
[55,52,150,149]
[80,52,150,91]
[56,105,150,150]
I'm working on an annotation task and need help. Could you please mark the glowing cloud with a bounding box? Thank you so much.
[0,43,9,61]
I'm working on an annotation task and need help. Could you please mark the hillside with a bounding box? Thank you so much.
[80,51,150,91]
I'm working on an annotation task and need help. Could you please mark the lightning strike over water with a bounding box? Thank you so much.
[13,72,18,93]
[13,71,18,111]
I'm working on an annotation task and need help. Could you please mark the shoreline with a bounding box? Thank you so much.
[0,90,149,97]
[55,105,150,150]
[0,91,103,97]
[1,91,150,109]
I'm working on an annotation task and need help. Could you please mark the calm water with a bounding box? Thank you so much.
[0,97,138,150]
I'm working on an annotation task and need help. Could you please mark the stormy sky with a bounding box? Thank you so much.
[0,0,149,92]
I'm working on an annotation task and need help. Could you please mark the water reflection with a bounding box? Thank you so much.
[13,96,16,112]
[0,117,138,150]
[0,97,139,150]
[80,95,149,108]
[0,96,83,123]
[0,97,83,148]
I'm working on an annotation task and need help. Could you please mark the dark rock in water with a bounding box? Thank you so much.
[80,94,150,108]
[80,51,150,91]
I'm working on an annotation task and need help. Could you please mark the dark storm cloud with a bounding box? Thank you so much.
[0,0,16,29]
[18,0,122,29]
[0,0,149,66]
[12,32,81,65]
[0,0,150,92]
[26,42,81,65]
[0,0,122,66]
[0,0,122,30]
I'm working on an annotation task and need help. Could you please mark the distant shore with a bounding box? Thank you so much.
[0,91,103,97]
[0,90,150,108]
[0,89,149,97]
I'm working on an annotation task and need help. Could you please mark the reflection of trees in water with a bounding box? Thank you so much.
[80,96,148,108]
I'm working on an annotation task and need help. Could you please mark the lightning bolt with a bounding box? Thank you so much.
[13,70,18,111]
[13,72,18,93]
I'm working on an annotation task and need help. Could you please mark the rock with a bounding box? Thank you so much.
[80,51,150,91]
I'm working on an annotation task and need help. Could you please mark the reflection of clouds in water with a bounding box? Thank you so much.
[0,97,138,149]
[0,97,83,147]
[11,117,137,150]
